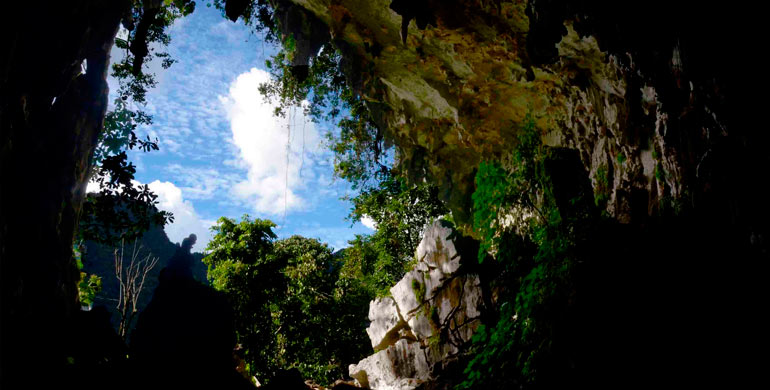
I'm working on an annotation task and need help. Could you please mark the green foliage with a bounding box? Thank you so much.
[80,0,194,244]
[75,240,103,307]
[458,304,516,388]
[81,99,172,245]
[427,332,441,348]
[92,99,157,164]
[113,0,194,103]
[78,273,103,307]
[616,151,626,165]
[659,189,688,216]
[337,235,390,297]
[74,241,85,270]
[593,163,611,207]
[429,305,440,330]
[259,39,387,190]
[654,162,666,182]
[204,216,370,385]
[338,174,447,297]
[472,161,509,263]
[472,114,550,263]
[461,114,596,389]
[411,278,426,303]
[350,174,446,259]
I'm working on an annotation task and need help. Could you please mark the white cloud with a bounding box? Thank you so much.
[147,180,214,251]
[86,180,100,194]
[360,215,377,230]
[219,68,321,216]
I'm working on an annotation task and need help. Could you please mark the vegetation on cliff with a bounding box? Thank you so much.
[3,1,762,388]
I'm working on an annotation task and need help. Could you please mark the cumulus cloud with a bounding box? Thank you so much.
[148,180,214,250]
[219,67,320,216]
[360,215,378,230]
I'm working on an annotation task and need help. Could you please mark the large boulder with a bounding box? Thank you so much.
[349,339,429,390]
[366,297,410,351]
[350,221,484,389]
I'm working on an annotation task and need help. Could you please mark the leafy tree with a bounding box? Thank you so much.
[350,175,447,260]
[203,216,278,378]
[78,273,103,309]
[339,174,447,296]
[79,98,172,245]
[203,216,370,385]
[79,0,196,245]
[74,238,103,309]
[112,0,196,104]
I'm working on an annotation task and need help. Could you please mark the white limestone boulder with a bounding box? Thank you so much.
[416,221,460,275]
[352,219,486,389]
[349,339,429,390]
[366,297,408,351]
[390,270,424,316]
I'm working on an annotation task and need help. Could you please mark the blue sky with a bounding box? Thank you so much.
[101,6,375,251]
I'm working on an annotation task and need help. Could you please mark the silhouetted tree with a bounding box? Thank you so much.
[114,239,159,340]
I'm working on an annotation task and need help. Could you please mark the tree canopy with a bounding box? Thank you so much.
[79,0,196,245]
[203,216,371,385]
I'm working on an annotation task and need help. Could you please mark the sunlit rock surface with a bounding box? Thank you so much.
[350,221,483,389]
[366,296,409,351]
[283,0,766,250]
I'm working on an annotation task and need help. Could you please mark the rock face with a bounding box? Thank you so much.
[279,2,765,385]
[349,221,483,390]
[283,0,766,248]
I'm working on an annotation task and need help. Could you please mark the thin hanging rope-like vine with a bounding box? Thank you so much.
[284,106,292,223]
[299,105,306,178]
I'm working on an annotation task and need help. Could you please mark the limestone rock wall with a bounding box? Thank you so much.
[349,221,483,390]
[285,0,765,249]
[277,3,766,384]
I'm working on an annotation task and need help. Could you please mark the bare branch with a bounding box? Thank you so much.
[114,238,160,340]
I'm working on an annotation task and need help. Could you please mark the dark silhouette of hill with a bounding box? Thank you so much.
[130,234,252,388]
[81,224,208,334]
